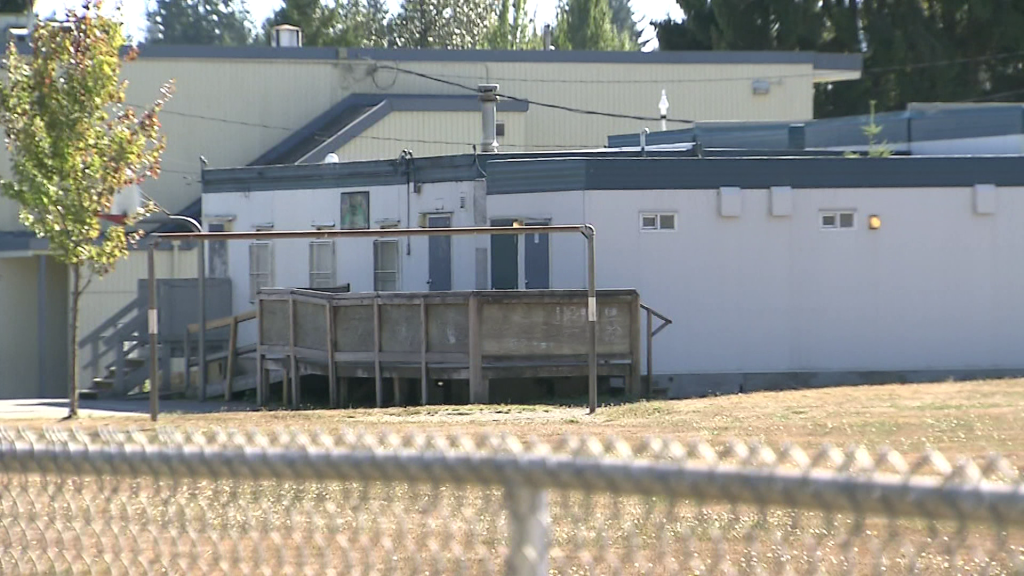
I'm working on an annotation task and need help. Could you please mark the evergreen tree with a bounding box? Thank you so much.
[145,0,252,46]
[387,0,495,49]
[607,0,636,37]
[483,0,543,50]
[656,0,1024,117]
[261,0,388,47]
[552,0,635,51]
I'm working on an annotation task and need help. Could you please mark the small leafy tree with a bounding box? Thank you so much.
[0,0,172,417]
[845,100,893,158]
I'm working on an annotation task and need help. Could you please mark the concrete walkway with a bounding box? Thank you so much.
[0,398,256,420]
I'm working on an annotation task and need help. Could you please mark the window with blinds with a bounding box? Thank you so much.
[309,240,336,289]
[373,239,400,292]
[248,241,273,301]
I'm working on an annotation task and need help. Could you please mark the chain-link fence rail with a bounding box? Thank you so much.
[1,427,1022,575]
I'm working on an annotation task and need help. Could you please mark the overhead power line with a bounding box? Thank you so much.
[377,64,697,125]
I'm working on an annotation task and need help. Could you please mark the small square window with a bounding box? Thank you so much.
[821,210,855,230]
[641,212,676,232]
[496,121,505,137]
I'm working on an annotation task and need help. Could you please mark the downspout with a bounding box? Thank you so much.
[400,149,414,256]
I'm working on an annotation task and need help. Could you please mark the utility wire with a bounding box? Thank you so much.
[376,64,697,124]
[372,49,1024,85]
[117,49,1024,145]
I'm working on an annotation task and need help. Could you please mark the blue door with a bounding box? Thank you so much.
[490,219,518,289]
[427,215,452,291]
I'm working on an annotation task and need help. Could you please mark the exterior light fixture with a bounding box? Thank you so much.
[868,215,881,230]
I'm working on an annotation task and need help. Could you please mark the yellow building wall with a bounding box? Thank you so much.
[75,246,198,388]
[0,255,67,399]
[0,55,818,230]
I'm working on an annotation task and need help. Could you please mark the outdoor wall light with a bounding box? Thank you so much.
[868,215,882,230]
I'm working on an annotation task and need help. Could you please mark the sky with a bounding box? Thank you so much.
[33,0,684,50]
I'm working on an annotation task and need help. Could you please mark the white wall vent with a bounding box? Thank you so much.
[718,187,742,218]
[973,184,996,215]
[770,186,793,217]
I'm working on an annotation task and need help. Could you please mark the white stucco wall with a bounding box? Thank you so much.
[202,180,484,347]
[208,181,1024,378]
[491,185,1024,376]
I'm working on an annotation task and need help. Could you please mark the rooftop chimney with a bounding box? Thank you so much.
[478,84,500,154]
[271,24,302,47]
[543,25,553,50]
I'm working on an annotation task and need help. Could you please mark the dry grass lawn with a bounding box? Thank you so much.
[14,378,1024,463]
[4,379,1024,574]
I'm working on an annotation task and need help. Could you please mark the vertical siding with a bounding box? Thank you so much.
[0,56,818,229]
[203,180,483,350]
[75,248,198,388]
[491,185,1024,376]
[0,257,42,398]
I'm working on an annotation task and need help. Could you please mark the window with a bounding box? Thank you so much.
[248,241,273,301]
[308,240,336,289]
[641,213,676,231]
[820,210,856,230]
[340,191,369,230]
[374,239,400,292]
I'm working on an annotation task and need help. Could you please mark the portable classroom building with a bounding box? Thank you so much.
[203,152,1024,399]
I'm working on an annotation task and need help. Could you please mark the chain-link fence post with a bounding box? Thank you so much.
[505,483,550,576]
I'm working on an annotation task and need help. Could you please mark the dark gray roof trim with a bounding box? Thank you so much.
[16,43,862,70]
[346,48,862,70]
[134,44,341,60]
[486,156,1024,194]
[203,148,848,194]
[0,232,49,252]
[204,150,683,194]
[608,104,1024,149]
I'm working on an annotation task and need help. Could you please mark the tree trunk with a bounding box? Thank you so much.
[67,262,80,418]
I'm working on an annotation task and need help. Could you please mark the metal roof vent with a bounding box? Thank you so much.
[323,153,340,163]
[271,24,302,47]
[478,84,500,154]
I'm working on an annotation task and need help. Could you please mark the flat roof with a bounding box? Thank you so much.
[608,104,1024,149]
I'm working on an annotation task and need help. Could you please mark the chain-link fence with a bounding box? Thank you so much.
[1,426,1022,575]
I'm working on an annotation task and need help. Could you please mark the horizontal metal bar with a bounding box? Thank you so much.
[155,225,591,242]
[187,310,257,334]
[2,440,1021,527]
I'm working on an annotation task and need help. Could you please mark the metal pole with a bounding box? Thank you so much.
[585,226,597,415]
[147,241,159,422]
[198,237,206,401]
[505,485,550,576]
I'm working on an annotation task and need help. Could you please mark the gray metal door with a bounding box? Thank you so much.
[427,215,452,291]
[524,223,549,289]
[490,219,518,290]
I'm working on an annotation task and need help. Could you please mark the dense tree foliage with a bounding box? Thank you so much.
[386,0,495,49]
[145,0,252,45]
[262,0,388,47]
[656,0,1024,117]
[553,0,636,51]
